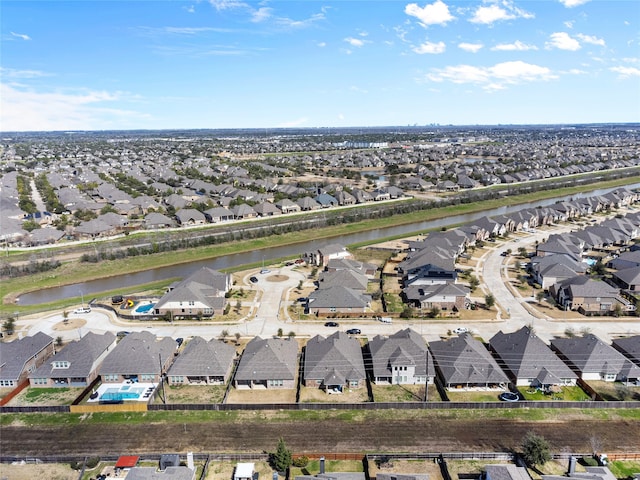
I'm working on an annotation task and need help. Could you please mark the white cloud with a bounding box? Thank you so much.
[345,37,366,47]
[458,42,483,53]
[0,83,147,132]
[425,60,556,90]
[209,0,247,10]
[491,40,538,51]
[251,7,272,23]
[404,0,454,27]
[558,0,591,7]
[184,5,195,13]
[469,1,534,25]
[317,42,327,48]
[610,66,640,78]
[1,67,50,79]
[576,33,605,46]
[11,32,31,41]
[277,117,309,128]
[413,40,446,54]
[546,32,581,51]
[564,20,574,29]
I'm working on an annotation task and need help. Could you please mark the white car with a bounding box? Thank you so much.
[452,327,469,334]
[73,307,91,314]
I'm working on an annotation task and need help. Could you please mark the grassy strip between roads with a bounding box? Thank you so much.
[2,406,639,426]
[2,175,639,316]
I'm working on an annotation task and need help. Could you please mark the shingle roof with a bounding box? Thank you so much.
[99,331,176,376]
[368,328,434,379]
[0,332,53,382]
[235,337,298,382]
[304,331,366,383]
[30,331,116,380]
[429,333,510,385]
[489,326,576,383]
[168,336,236,377]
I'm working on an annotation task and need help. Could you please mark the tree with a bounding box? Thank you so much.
[2,317,16,336]
[234,332,241,345]
[484,294,496,309]
[219,330,229,342]
[270,437,292,473]
[536,291,545,303]
[468,275,480,291]
[521,432,551,467]
[55,336,63,347]
[518,246,528,258]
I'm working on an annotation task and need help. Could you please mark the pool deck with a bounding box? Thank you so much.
[88,382,157,403]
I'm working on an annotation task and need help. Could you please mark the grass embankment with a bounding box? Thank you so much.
[2,406,639,427]
[3,175,638,316]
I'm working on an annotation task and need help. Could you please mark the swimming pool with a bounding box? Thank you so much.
[100,386,145,401]
[134,303,155,313]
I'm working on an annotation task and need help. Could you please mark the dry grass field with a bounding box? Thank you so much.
[205,461,273,480]
[369,459,444,480]
[163,384,227,404]
[7,386,83,406]
[225,386,297,404]
[0,463,78,480]
[299,386,370,403]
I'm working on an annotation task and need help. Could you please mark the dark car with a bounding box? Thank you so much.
[324,321,339,327]
[176,337,184,347]
[346,328,361,335]
[249,276,258,283]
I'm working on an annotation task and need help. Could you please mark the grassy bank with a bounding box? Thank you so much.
[2,175,638,316]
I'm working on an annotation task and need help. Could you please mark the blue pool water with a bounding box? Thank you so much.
[134,303,155,313]
[100,387,145,401]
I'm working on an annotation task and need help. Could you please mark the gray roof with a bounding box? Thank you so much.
[308,286,370,309]
[30,332,116,380]
[368,328,435,379]
[167,336,236,377]
[154,267,230,311]
[0,332,54,381]
[485,464,531,480]
[99,331,176,376]
[317,269,368,291]
[235,337,298,382]
[612,335,640,364]
[429,333,510,385]
[489,327,576,383]
[612,266,640,286]
[551,334,640,378]
[304,331,366,383]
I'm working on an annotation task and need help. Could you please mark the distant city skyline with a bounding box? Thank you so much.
[1,0,639,132]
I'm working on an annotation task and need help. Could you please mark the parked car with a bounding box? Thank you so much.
[452,327,469,334]
[260,269,271,274]
[499,392,519,402]
[249,276,258,283]
[297,297,308,303]
[176,337,184,347]
[324,321,339,327]
[73,307,91,314]
[346,328,361,335]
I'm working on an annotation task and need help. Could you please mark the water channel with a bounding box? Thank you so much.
[17,184,640,305]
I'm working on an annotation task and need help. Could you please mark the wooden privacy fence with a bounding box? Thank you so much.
[70,403,148,414]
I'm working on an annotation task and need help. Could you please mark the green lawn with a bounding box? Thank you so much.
[608,460,640,480]
[520,386,590,401]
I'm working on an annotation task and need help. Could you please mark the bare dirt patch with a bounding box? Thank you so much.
[299,386,370,403]
[52,318,86,331]
[370,459,444,480]
[0,462,78,480]
[163,384,227,404]
[205,461,273,480]
[266,274,289,282]
[225,387,297,404]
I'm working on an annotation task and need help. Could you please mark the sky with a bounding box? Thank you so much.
[1,0,639,132]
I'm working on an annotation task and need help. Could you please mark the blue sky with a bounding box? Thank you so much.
[1,0,639,131]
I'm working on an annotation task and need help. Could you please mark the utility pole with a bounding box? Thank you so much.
[425,349,429,402]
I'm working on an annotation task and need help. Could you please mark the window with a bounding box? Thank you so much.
[268,379,283,387]
[53,361,70,369]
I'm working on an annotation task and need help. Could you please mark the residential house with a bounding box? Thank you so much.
[611,266,640,291]
[304,331,367,392]
[253,201,281,217]
[368,328,435,385]
[484,464,531,480]
[402,283,469,313]
[234,337,298,389]
[232,204,258,219]
[275,198,301,214]
[429,333,510,389]
[0,332,54,387]
[99,331,176,384]
[317,269,368,292]
[204,207,235,223]
[489,326,577,388]
[144,212,176,229]
[296,196,321,211]
[307,286,370,316]
[551,334,640,383]
[398,248,457,287]
[314,193,339,207]
[325,258,377,277]
[308,244,353,267]
[612,335,640,366]
[175,208,206,226]
[126,466,195,480]
[167,336,236,385]
[608,250,640,270]
[29,332,116,387]
[549,276,634,315]
[154,267,231,318]
[530,254,587,290]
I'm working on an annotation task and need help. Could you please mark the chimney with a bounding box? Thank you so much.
[320,457,325,474]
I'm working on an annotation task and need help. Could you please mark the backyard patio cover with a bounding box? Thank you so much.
[115,455,140,468]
